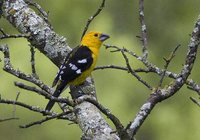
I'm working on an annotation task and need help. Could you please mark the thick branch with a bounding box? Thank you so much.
[3,0,71,66]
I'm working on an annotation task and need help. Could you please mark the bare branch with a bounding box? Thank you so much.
[121,49,152,90]
[0,117,19,122]
[158,45,180,87]
[187,80,200,96]
[0,28,29,39]
[95,65,128,71]
[95,65,152,74]
[190,97,200,107]
[104,44,200,99]
[29,45,38,78]
[19,111,73,128]
[0,98,50,115]
[0,44,53,94]
[24,0,53,29]
[139,0,148,59]
[14,81,74,107]
[126,14,200,138]
[0,91,20,122]
[24,0,48,18]
[105,44,143,61]
[105,45,152,90]
[12,91,20,118]
[81,0,106,39]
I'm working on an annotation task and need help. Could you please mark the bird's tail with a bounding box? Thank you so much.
[45,82,68,111]
[45,89,61,111]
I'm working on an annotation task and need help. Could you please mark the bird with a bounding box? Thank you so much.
[45,31,110,111]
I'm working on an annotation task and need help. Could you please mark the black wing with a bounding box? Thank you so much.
[52,46,79,87]
[52,46,93,87]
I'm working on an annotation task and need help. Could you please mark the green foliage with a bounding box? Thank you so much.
[1,0,200,140]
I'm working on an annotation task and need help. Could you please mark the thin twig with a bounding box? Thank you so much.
[94,65,128,71]
[0,45,52,94]
[0,98,51,115]
[105,44,143,61]
[105,44,152,90]
[187,83,200,96]
[0,117,19,122]
[190,97,200,107]
[12,91,20,118]
[81,0,106,39]
[121,48,152,90]
[19,111,72,128]
[158,45,180,87]
[29,45,38,78]
[95,65,151,73]
[0,28,29,39]
[139,0,148,59]
[14,81,74,107]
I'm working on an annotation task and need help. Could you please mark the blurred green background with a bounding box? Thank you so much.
[1,0,200,139]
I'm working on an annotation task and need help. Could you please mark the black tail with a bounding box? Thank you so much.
[45,81,68,111]
[45,89,61,111]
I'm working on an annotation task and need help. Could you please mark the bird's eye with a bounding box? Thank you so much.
[94,33,98,37]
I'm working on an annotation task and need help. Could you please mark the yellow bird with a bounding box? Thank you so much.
[45,31,110,111]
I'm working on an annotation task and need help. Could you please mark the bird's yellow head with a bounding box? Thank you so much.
[81,31,110,50]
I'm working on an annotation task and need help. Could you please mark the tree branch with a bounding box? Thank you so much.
[29,44,38,78]
[126,14,200,138]
[14,81,74,106]
[104,44,200,99]
[0,27,29,39]
[81,0,106,39]
[158,45,180,87]
[0,44,53,94]
[3,0,71,66]
[121,48,152,90]
[0,98,50,115]
[190,97,200,107]
[139,0,148,59]
[19,111,73,128]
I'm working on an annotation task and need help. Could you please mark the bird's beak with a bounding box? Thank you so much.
[99,34,110,42]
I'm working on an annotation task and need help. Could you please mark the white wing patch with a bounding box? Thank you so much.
[78,59,87,64]
[69,63,78,70]
[76,69,81,74]
[62,66,66,69]
[59,75,62,80]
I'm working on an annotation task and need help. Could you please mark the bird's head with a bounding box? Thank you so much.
[81,31,110,49]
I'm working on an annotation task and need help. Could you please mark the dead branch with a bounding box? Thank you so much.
[81,0,106,39]
[126,14,200,138]
[139,0,148,59]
